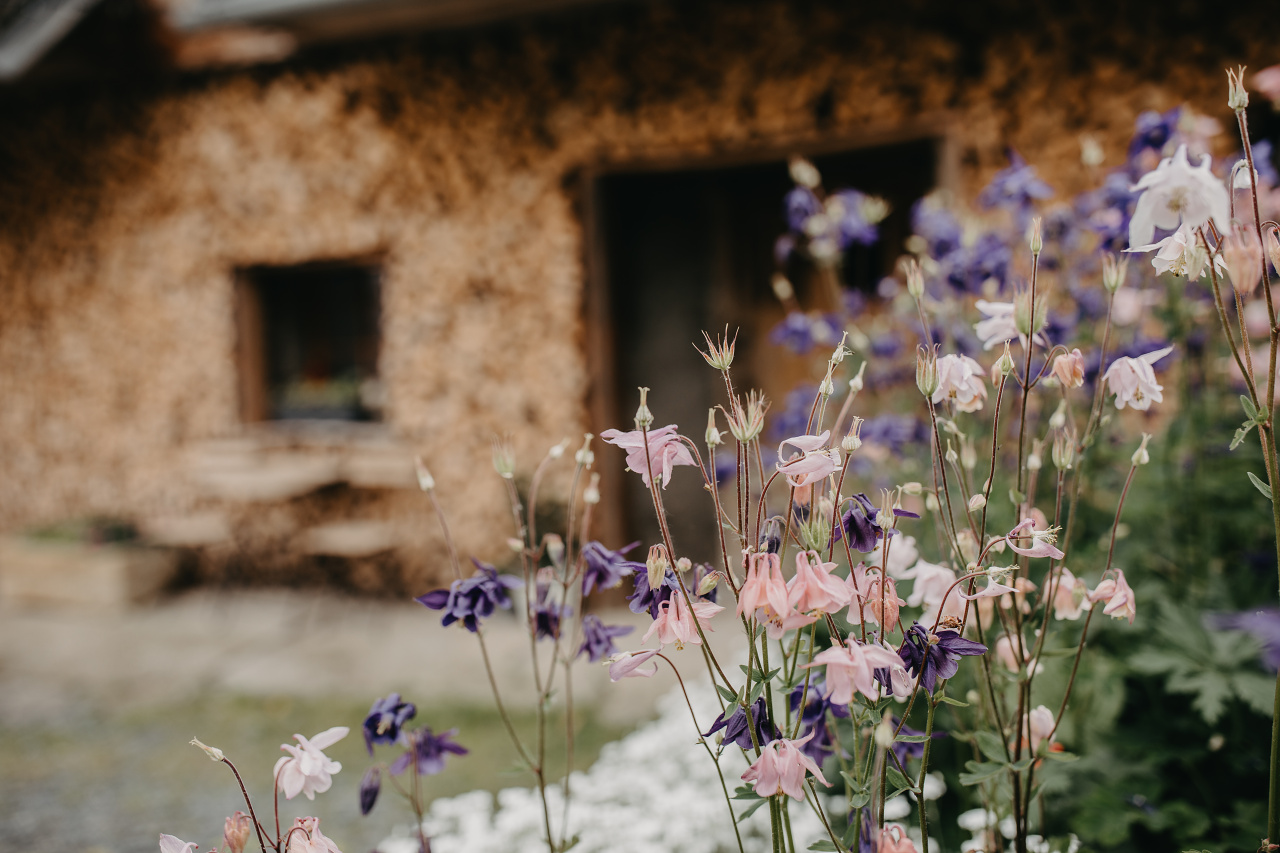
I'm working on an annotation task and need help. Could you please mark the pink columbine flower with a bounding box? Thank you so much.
[600,424,696,489]
[224,812,253,853]
[902,559,965,624]
[642,592,723,649]
[932,354,988,413]
[994,634,1042,674]
[607,649,660,680]
[1024,705,1056,754]
[1052,348,1085,388]
[866,533,918,579]
[1256,65,1280,108]
[159,835,198,853]
[788,551,852,615]
[275,727,349,801]
[1050,567,1090,621]
[736,552,790,619]
[961,574,1019,600]
[863,574,905,629]
[285,817,343,853]
[1089,569,1137,624]
[740,733,832,799]
[805,637,903,705]
[776,431,841,488]
[1006,518,1065,560]
[1127,144,1230,249]
[880,824,919,853]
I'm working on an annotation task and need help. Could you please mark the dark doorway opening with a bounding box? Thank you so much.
[595,138,939,561]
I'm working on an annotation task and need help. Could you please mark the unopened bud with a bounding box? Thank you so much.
[634,387,654,429]
[1028,439,1044,472]
[191,737,225,762]
[819,372,835,398]
[903,257,925,298]
[544,533,565,568]
[583,472,601,505]
[1101,253,1128,293]
[1269,231,1280,273]
[697,571,720,596]
[788,156,821,189]
[414,457,435,492]
[1131,432,1152,466]
[772,273,795,302]
[549,439,569,460]
[706,409,723,447]
[698,327,736,371]
[1014,288,1048,338]
[507,537,525,552]
[968,494,987,512]
[1048,399,1067,430]
[575,433,595,467]
[901,481,923,496]
[945,441,958,465]
[1228,65,1250,112]
[995,342,1016,378]
[830,333,848,365]
[842,417,864,453]
[916,346,940,398]
[1051,433,1075,470]
[224,812,253,853]
[849,361,867,395]
[960,438,977,471]
[925,493,940,512]
[675,557,692,575]
[492,438,516,479]
[875,715,895,748]
[358,766,382,816]
[1028,217,1043,256]
[646,545,670,591]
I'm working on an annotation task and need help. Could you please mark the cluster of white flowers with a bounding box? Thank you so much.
[955,808,1080,853]
[381,685,836,853]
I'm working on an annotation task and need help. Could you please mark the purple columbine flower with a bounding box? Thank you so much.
[415,558,523,633]
[578,614,633,663]
[627,566,677,619]
[897,623,987,695]
[859,414,929,454]
[1127,107,1181,166]
[1208,609,1280,671]
[362,693,417,754]
[389,727,467,777]
[832,493,918,553]
[978,149,1054,214]
[769,385,820,443]
[533,582,567,641]
[358,766,381,815]
[580,541,643,597]
[888,716,945,767]
[703,697,780,750]
[911,200,963,260]
[785,186,824,231]
[830,188,879,247]
[769,312,844,355]
[789,678,850,765]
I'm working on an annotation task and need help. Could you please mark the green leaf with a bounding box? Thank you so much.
[935,695,969,707]
[807,842,839,852]
[738,799,769,820]
[848,788,871,810]
[732,785,761,800]
[1230,671,1277,717]
[1010,757,1034,772]
[716,684,738,704]
[748,680,766,704]
[1241,395,1258,420]
[842,819,862,848]
[1008,488,1026,505]
[895,734,931,743]
[959,760,1006,786]
[974,730,1010,764]
[1231,424,1254,451]
[885,765,915,794]
[1248,471,1274,501]
[1044,750,1079,762]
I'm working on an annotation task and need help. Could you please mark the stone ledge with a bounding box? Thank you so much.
[0,537,177,610]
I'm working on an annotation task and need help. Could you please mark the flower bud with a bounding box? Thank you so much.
[492,438,516,479]
[1052,349,1085,389]
[1131,432,1152,466]
[575,433,595,467]
[549,439,569,460]
[945,441,958,465]
[544,533,565,568]
[706,409,723,448]
[771,273,795,302]
[697,570,720,596]
[788,156,821,189]
[359,766,381,816]
[414,457,435,492]
[849,361,867,395]
[875,715,895,748]
[960,438,977,471]
[901,481,923,496]
[583,472,601,505]
[1048,399,1067,430]
[1028,216,1043,256]
[1028,438,1044,472]
[861,196,890,225]
[1222,222,1264,295]
[842,417,864,453]
[1014,287,1048,338]
[507,537,525,552]
[1101,252,1128,293]
[1228,65,1250,112]
[190,737,224,762]
[1051,432,1075,470]
[902,257,925,298]
[968,494,987,512]
[925,493,940,512]
[646,544,670,591]
[224,813,252,853]
[818,372,835,398]
[1268,231,1280,273]
[1079,134,1104,167]
[830,333,848,366]
[698,327,737,371]
[916,346,940,398]
[994,342,1016,378]
[634,387,654,429]
[957,529,979,563]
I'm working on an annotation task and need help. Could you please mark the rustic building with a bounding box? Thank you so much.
[0,0,1276,594]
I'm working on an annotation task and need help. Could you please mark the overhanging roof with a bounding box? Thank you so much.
[0,0,102,79]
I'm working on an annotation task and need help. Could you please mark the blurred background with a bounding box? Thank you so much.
[1,0,1280,851]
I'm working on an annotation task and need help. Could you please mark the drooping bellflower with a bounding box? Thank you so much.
[416,559,523,633]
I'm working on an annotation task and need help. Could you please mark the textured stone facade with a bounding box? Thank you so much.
[0,0,1274,591]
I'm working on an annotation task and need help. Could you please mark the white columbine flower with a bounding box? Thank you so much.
[973,300,1019,350]
[274,726,349,801]
[1127,144,1230,249]
[932,354,988,413]
[1102,346,1174,411]
[1128,222,1225,280]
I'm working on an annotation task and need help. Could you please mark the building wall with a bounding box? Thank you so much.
[0,0,1273,590]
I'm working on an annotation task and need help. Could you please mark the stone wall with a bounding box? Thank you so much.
[0,0,1274,590]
